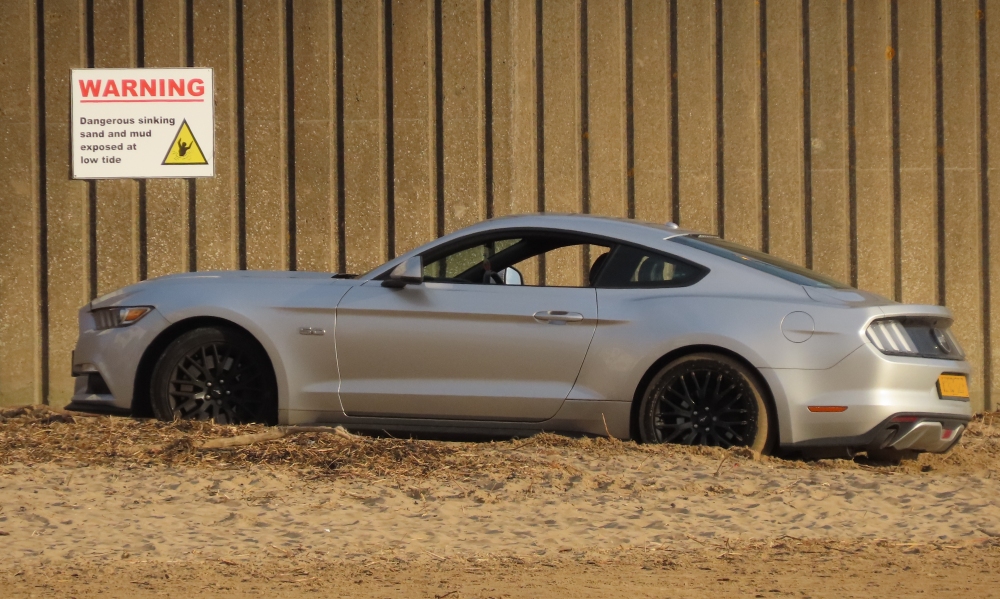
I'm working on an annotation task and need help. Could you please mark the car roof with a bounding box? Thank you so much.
[456,212,704,242]
[364,213,710,280]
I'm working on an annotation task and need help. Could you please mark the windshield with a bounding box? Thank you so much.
[670,235,853,289]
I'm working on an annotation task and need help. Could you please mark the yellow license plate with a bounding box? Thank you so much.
[938,374,969,398]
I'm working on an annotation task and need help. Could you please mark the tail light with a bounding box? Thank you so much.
[866,318,964,360]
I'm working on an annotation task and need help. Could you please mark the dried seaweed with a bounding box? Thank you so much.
[1,405,997,479]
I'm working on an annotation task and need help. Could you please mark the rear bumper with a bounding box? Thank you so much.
[762,342,973,451]
[781,411,970,456]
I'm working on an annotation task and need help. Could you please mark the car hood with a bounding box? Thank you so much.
[89,270,345,309]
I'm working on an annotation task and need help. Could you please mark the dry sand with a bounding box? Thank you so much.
[1,406,999,597]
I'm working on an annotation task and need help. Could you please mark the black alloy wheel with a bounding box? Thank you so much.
[638,353,771,453]
[150,327,277,425]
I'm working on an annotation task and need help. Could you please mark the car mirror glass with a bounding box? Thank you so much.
[499,267,523,286]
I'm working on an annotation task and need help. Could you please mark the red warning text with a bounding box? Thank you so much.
[78,78,206,103]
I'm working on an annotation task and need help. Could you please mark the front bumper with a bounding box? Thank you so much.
[762,341,973,452]
[69,306,171,413]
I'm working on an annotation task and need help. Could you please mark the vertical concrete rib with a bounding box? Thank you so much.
[807,0,850,284]
[38,0,50,404]
[890,0,901,302]
[135,0,146,281]
[631,0,670,225]
[434,0,445,238]
[721,0,762,249]
[898,0,938,306]
[715,0,724,239]
[669,0,679,223]
[342,0,387,273]
[143,0,191,279]
[335,0,347,272]
[579,0,589,218]
[392,0,436,256]
[0,0,42,406]
[292,0,338,272]
[186,0,195,271]
[92,0,140,297]
[42,0,90,406]
[484,0,495,220]
[941,0,985,411]
[675,0,718,233]
[489,0,538,220]
[192,0,239,272]
[541,0,583,286]
[853,0,894,299]
[587,0,628,220]
[242,0,288,271]
[383,0,395,258]
[235,0,246,269]
[979,0,1000,410]
[286,0,296,270]
[765,0,806,265]
[624,0,635,220]
[441,0,486,235]
[759,0,769,253]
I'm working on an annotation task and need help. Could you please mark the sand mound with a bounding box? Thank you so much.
[2,405,998,478]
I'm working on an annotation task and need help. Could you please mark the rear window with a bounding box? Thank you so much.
[670,235,852,289]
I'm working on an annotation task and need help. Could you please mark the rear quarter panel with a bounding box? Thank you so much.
[571,268,880,416]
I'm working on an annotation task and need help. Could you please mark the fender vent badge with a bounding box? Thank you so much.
[299,327,326,336]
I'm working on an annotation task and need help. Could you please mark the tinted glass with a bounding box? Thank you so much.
[423,238,521,280]
[671,235,851,289]
[595,245,704,288]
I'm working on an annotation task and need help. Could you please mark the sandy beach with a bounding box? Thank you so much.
[1,406,999,597]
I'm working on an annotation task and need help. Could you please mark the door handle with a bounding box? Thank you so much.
[533,310,585,324]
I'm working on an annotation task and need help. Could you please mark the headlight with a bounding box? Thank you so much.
[92,306,152,330]
[866,318,964,360]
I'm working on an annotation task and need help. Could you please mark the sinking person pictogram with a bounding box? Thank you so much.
[162,119,208,165]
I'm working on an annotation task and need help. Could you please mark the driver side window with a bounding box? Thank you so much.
[423,238,521,281]
[421,233,610,287]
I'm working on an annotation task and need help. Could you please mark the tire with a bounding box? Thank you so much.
[638,352,772,454]
[150,326,277,425]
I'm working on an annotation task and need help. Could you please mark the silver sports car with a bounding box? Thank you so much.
[69,214,972,459]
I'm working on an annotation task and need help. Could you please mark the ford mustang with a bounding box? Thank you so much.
[69,214,972,459]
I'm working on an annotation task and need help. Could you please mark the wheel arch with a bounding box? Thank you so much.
[131,316,279,418]
[628,344,779,444]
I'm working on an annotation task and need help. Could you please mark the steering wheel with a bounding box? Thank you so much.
[481,259,505,284]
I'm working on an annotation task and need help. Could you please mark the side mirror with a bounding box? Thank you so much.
[499,266,523,286]
[381,256,424,288]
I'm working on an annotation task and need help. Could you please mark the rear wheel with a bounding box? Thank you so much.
[638,353,772,454]
[150,327,277,425]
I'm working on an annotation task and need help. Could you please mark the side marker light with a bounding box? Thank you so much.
[807,406,848,413]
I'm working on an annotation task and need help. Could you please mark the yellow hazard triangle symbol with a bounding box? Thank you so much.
[162,120,208,165]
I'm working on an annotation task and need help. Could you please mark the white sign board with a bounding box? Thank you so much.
[71,68,214,179]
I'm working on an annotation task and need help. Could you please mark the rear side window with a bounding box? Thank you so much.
[594,245,706,288]
[671,235,852,289]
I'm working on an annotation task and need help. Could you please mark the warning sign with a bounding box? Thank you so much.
[162,120,208,165]
[71,68,214,179]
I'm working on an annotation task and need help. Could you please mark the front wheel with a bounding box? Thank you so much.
[638,353,772,454]
[150,326,278,425]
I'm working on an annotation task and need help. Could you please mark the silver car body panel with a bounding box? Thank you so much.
[69,213,972,451]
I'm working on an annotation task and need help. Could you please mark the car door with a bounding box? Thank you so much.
[334,279,598,422]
